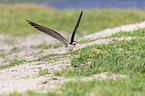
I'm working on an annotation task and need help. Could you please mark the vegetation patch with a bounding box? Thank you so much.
[1,5,145,36]
[56,38,145,77]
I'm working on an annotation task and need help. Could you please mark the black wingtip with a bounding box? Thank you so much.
[26,19,36,27]
[26,19,30,22]
[70,11,83,44]
[80,11,83,16]
[26,19,32,24]
[81,11,83,14]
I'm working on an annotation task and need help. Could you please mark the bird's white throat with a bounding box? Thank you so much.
[64,44,75,51]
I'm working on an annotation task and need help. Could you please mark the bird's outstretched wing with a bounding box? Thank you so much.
[70,11,83,44]
[26,20,69,48]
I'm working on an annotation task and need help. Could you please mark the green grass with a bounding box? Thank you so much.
[1,5,145,36]
[54,76,145,96]
[0,59,29,70]
[50,38,144,78]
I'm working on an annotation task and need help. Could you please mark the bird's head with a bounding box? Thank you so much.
[72,42,76,46]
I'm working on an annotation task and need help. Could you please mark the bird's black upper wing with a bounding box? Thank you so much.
[26,20,69,48]
[70,11,83,44]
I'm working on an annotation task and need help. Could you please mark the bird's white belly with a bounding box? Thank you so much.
[66,45,75,51]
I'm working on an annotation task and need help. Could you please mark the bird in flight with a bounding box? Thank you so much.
[26,11,83,51]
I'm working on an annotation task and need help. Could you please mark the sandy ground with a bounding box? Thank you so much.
[0,21,145,95]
